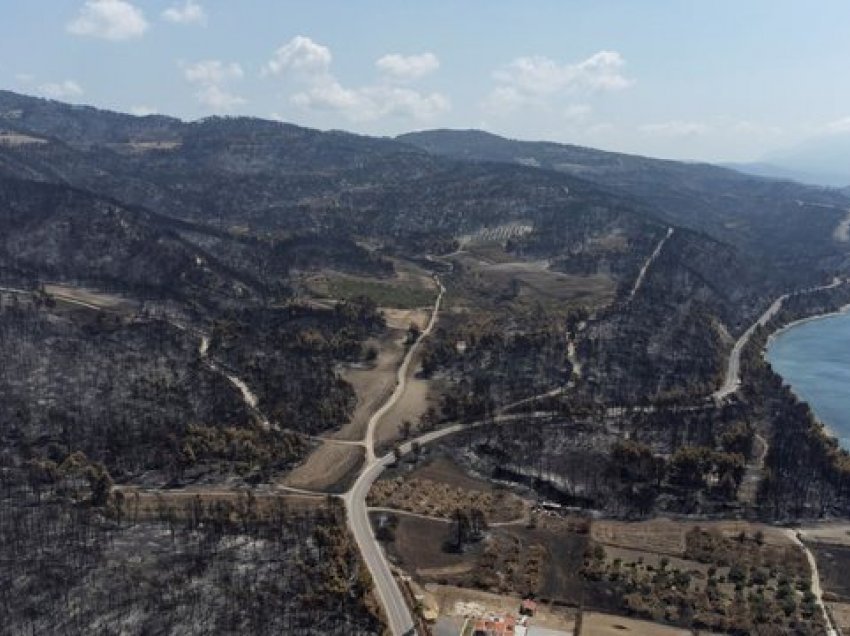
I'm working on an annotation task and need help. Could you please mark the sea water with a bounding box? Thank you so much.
[766,311,850,449]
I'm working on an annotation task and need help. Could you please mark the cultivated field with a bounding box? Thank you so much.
[369,457,526,522]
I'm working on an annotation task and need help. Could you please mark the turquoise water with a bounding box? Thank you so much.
[766,311,850,449]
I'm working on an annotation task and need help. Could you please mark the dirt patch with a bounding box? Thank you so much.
[591,518,688,556]
[374,351,436,448]
[500,518,589,604]
[44,284,138,313]
[581,612,696,636]
[380,514,475,575]
[800,523,850,547]
[0,131,46,146]
[381,307,431,330]
[385,510,588,604]
[828,601,850,634]
[281,443,364,492]
[450,249,616,312]
[810,542,850,601]
[591,518,794,557]
[336,332,404,441]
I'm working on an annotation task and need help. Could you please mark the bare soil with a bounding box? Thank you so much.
[381,514,475,575]
[591,517,794,557]
[799,523,850,547]
[44,283,139,313]
[828,601,850,634]
[810,542,850,602]
[281,442,364,492]
[581,612,700,636]
[374,347,436,448]
[335,332,405,441]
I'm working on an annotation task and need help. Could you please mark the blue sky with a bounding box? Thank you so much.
[2,0,849,162]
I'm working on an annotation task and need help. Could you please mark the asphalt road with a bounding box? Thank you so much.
[713,276,843,401]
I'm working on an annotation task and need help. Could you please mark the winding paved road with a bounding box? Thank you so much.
[344,277,445,635]
[713,276,844,401]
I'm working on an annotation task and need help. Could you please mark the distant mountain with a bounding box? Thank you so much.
[758,134,850,188]
[399,129,850,290]
[0,176,274,306]
[3,91,849,316]
[718,161,840,186]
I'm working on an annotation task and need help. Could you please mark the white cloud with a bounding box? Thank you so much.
[182,59,245,113]
[182,60,243,84]
[38,80,84,99]
[639,121,709,136]
[162,0,205,25]
[67,0,148,41]
[196,85,245,111]
[563,103,592,122]
[130,105,158,116]
[262,35,332,76]
[293,79,449,122]
[264,36,449,123]
[375,52,439,81]
[821,116,850,135]
[487,50,632,114]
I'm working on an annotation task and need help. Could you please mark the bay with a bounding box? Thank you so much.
[766,310,850,449]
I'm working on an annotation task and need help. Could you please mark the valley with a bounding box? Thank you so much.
[2,90,850,635]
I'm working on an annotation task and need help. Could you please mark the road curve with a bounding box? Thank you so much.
[363,278,445,463]
[345,411,552,635]
[713,277,844,401]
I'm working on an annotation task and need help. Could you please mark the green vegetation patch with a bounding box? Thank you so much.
[309,273,436,309]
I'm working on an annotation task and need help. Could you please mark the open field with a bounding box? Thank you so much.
[828,601,850,634]
[809,541,850,601]
[370,457,526,522]
[115,489,325,521]
[405,456,512,494]
[368,475,524,523]
[303,261,438,309]
[382,510,588,601]
[799,523,850,547]
[581,612,702,636]
[379,514,474,575]
[281,442,364,492]
[446,246,616,316]
[336,333,405,440]
[374,348,436,448]
[381,307,431,330]
[591,517,795,556]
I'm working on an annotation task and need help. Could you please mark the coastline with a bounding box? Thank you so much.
[766,302,850,346]
[765,305,850,443]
